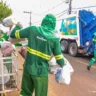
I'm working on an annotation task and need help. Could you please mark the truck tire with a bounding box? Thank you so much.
[60,40,69,53]
[68,42,78,56]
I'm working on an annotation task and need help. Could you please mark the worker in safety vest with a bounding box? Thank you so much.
[87,32,96,70]
[10,14,66,96]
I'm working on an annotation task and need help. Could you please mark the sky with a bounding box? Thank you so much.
[1,0,96,31]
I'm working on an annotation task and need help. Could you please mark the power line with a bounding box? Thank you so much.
[55,9,68,16]
[32,5,96,17]
[32,5,96,16]
[38,1,65,15]
[73,5,96,10]
[32,20,41,24]
[56,10,68,18]
[11,1,65,17]
[32,14,67,25]
[32,10,68,24]
[31,5,96,25]
[27,8,68,17]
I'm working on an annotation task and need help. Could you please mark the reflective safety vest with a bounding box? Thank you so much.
[11,26,65,76]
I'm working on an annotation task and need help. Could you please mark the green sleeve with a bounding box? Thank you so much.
[0,33,9,48]
[15,42,22,46]
[0,33,9,41]
[10,26,30,39]
[53,39,65,67]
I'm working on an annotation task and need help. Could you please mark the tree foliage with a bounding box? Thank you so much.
[0,0,12,23]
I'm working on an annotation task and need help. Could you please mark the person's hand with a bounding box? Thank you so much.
[16,22,23,28]
[18,46,27,58]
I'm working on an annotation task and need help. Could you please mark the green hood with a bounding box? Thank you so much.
[38,14,57,39]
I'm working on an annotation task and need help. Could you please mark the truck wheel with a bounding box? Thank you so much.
[68,42,78,56]
[60,40,68,53]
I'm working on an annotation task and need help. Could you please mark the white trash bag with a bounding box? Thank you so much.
[48,57,57,66]
[48,57,60,74]
[64,58,74,74]
[2,16,17,27]
[1,41,14,56]
[0,65,10,84]
[56,58,74,85]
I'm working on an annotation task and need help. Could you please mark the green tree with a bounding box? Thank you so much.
[0,0,12,23]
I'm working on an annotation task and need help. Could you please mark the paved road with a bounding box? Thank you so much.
[48,54,96,96]
[6,49,96,96]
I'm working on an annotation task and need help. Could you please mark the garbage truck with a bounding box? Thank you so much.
[60,10,96,56]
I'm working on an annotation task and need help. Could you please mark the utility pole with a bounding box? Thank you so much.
[64,0,72,14]
[68,0,72,14]
[23,11,32,26]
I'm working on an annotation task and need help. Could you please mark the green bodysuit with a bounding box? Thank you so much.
[10,14,65,96]
[88,32,96,70]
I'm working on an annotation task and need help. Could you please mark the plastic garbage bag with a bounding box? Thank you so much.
[1,45,14,57]
[1,41,12,49]
[2,16,17,27]
[48,57,57,66]
[64,58,74,74]
[49,65,61,74]
[48,57,60,74]
[2,47,14,56]
[55,58,74,85]
[0,41,14,56]
[0,64,10,84]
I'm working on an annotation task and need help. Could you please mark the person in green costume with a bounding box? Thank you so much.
[87,32,96,70]
[10,14,66,96]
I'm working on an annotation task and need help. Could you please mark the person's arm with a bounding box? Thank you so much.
[0,33,9,41]
[10,25,30,39]
[53,39,65,67]
[9,38,25,44]
[0,33,9,48]
[14,42,22,46]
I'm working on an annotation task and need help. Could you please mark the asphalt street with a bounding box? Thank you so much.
[48,54,96,96]
[6,48,96,96]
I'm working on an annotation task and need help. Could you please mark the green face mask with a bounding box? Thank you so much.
[41,14,56,31]
[39,14,57,39]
